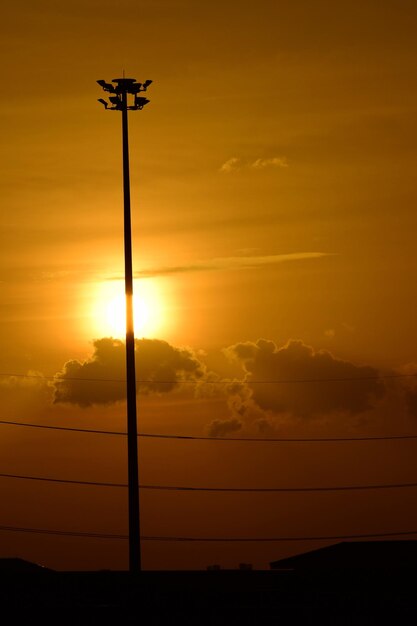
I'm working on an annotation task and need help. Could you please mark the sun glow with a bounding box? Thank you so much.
[91,279,167,339]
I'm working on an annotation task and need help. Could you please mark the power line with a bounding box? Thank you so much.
[1,371,416,385]
[0,420,125,437]
[0,472,126,488]
[1,471,417,492]
[135,530,417,542]
[0,523,416,542]
[1,418,417,442]
[136,481,417,493]
[0,524,126,540]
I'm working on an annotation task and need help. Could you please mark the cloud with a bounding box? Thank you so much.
[0,371,51,416]
[0,371,46,390]
[219,157,240,172]
[53,337,204,407]
[207,417,242,437]
[224,339,385,419]
[397,363,417,418]
[220,156,288,172]
[136,252,332,278]
[207,380,271,435]
[251,157,288,169]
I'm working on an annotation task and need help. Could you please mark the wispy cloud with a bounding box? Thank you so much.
[219,156,288,173]
[219,157,240,173]
[135,252,333,278]
[251,157,288,169]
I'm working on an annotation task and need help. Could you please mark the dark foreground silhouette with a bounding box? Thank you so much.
[1,543,417,625]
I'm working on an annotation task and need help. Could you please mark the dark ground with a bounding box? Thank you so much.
[1,569,416,625]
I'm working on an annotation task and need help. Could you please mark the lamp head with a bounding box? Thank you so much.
[134,96,150,110]
[97,80,116,93]
[129,83,143,94]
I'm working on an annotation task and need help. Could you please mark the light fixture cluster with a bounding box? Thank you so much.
[97,78,152,111]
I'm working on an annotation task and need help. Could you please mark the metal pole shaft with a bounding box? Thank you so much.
[121,89,141,573]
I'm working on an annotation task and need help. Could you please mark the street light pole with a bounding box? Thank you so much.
[97,76,152,573]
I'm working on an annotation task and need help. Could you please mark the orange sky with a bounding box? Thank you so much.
[1,0,417,570]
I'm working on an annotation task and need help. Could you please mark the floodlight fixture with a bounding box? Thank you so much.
[97,77,152,110]
[134,96,150,110]
[97,79,116,93]
[97,98,108,109]
[129,83,143,94]
[108,95,122,110]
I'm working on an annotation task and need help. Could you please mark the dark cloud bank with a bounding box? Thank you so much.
[227,338,385,416]
[54,337,390,437]
[53,337,204,407]
[209,339,386,435]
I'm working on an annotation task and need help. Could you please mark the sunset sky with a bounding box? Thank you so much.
[1,0,417,571]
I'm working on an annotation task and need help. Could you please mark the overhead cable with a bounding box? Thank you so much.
[0,524,416,542]
[1,472,417,492]
[1,419,417,442]
[1,371,416,385]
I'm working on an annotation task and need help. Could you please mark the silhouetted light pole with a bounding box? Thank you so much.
[97,76,152,573]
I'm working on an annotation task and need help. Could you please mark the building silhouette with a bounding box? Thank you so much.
[270,540,417,572]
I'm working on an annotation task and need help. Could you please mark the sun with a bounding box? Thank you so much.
[91,279,166,339]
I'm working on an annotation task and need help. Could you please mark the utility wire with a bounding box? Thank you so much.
[0,524,126,540]
[1,371,416,385]
[0,524,416,542]
[1,472,417,492]
[0,420,125,437]
[1,419,417,442]
[0,472,126,488]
